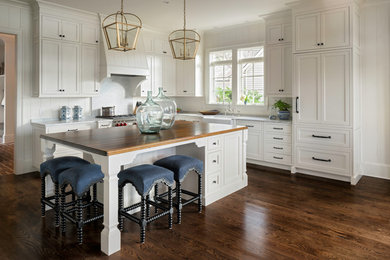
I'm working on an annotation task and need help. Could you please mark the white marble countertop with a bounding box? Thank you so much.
[31,117,112,127]
[176,112,292,123]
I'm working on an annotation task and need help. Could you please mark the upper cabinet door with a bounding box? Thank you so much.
[267,24,283,45]
[321,51,350,126]
[283,45,292,95]
[81,45,99,95]
[61,20,80,43]
[41,40,61,95]
[294,53,321,124]
[41,16,61,40]
[321,7,350,49]
[282,24,292,43]
[61,43,80,95]
[162,56,176,96]
[295,13,321,52]
[265,46,283,95]
[81,24,99,45]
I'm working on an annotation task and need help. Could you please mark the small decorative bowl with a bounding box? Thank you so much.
[199,110,220,115]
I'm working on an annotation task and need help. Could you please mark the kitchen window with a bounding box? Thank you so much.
[237,46,264,105]
[209,50,232,104]
[207,46,264,106]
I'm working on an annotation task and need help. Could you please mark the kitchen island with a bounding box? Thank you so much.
[40,121,248,255]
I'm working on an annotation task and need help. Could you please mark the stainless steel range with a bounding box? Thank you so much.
[96,114,137,127]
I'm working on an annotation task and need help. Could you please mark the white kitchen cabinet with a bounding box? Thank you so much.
[223,132,243,185]
[266,23,292,45]
[294,7,350,52]
[162,55,176,96]
[40,39,80,96]
[176,60,196,96]
[294,50,350,126]
[236,120,263,161]
[265,44,292,96]
[34,2,101,98]
[81,45,99,95]
[81,23,100,45]
[41,15,80,42]
[41,40,61,95]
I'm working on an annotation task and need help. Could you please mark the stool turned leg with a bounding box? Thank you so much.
[146,195,150,218]
[140,196,146,243]
[118,185,124,231]
[60,186,66,234]
[54,182,60,227]
[76,197,83,245]
[198,173,202,213]
[177,182,182,224]
[168,186,173,229]
[41,175,46,217]
[93,184,98,216]
[154,184,159,214]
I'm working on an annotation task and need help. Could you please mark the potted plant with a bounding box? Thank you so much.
[272,100,291,120]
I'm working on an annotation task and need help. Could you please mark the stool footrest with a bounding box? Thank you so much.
[182,190,198,197]
[123,202,142,212]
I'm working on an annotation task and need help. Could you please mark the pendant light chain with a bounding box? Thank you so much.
[183,0,186,30]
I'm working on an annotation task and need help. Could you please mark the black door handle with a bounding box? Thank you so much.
[312,135,331,139]
[312,157,331,162]
[296,97,299,113]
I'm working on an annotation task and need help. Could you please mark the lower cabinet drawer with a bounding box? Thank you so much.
[207,136,222,151]
[264,133,291,143]
[295,147,350,176]
[47,123,93,134]
[264,153,292,165]
[207,150,222,172]
[264,142,291,155]
[264,123,292,134]
[206,172,221,194]
[296,126,350,148]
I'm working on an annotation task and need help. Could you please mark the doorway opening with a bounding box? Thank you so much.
[0,33,16,175]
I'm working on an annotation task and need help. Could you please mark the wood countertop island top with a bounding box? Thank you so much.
[41,121,247,156]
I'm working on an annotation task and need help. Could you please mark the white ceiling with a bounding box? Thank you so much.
[43,0,294,32]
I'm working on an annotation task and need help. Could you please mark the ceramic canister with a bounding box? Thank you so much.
[59,106,72,120]
[73,105,83,119]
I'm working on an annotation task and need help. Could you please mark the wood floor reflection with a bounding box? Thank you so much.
[0,142,13,175]
[1,164,390,259]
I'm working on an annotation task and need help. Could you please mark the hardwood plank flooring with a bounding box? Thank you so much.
[0,142,13,175]
[1,165,390,259]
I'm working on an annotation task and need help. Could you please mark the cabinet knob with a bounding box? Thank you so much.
[317,43,320,46]
[281,38,284,41]
[321,43,324,46]
[213,180,217,184]
[183,90,187,93]
[95,90,98,92]
[96,40,99,43]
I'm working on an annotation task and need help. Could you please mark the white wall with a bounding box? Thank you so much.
[361,1,390,179]
[174,21,273,116]
[0,0,91,174]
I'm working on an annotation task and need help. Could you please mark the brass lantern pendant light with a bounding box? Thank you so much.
[102,0,142,52]
[169,0,200,60]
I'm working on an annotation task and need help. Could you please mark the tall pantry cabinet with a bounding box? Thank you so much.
[291,0,362,184]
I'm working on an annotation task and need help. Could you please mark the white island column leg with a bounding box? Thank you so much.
[92,154,122,255]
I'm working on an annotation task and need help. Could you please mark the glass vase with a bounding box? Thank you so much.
[154,87,177,130]
[136,91,163,134]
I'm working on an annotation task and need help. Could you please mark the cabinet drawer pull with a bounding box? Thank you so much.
[246,125,254,128]
[312,134,331,139]
[273,137,283,140]
[67,129,78,132]
[212,142,217,145]
[273,156,283,160]
[183,90,187,93]
[312,157,331,162]
[213,180,217,184]
[273,127,283,130]
[212,160,217,163]
[273,147,283,150]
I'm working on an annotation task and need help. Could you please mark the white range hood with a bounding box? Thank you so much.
[99,14,149,80]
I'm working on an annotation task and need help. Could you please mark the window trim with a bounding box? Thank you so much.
[205,42,267,107]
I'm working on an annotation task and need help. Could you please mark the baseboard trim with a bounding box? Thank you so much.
[363,162,390,180]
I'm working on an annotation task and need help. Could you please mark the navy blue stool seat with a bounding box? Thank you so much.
[154,155,203,224]
[59,164,104,244]
[40,156,90,226]
[118,164,174,243]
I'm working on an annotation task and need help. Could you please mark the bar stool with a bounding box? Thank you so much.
[58,164,104,244]
[118,164,174,243]
[154,155,203,224]
[40,156,90,226]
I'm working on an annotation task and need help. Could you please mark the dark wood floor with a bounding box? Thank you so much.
[1,165,390,259]
[0,142,13,175]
